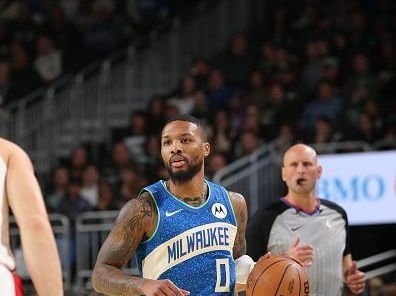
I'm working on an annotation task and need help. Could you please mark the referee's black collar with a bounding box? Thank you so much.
[279,197,322,216]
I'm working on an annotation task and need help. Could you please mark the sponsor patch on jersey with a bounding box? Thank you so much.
[212,203,227,219]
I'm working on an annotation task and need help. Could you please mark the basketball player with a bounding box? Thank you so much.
[246,144,366,295]
[92,115,250,295]
[0,138,63,295]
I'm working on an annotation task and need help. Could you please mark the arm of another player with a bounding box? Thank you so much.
[6,144,63,296]
[343,254,366,295]
[92,192,190,296]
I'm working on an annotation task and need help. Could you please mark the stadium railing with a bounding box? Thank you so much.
[358,249,396,280]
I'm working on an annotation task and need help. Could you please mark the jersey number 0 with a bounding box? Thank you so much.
[215,258,230,292]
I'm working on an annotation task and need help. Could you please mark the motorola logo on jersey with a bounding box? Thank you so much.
[212,203,227,219]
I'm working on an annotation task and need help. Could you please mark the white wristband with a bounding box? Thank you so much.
[235,255,255,284]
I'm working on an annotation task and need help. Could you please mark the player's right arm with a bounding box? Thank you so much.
[92,192,189,296]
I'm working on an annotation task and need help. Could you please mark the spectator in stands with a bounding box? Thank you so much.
[143,135,162,182]
[205,152,227,181]
[58,177,91,223]
[364,99,384,135]
[123,110,148,164]
[69,145,88,178]
[257,42,276,76]
[246,69,268,109]
[146,95,165,135]
[46,165,69,213]
[0,60,10,105]
[350,112,383,144]
[331,32,349,68]
[34,34,63,83]
[6,41,42,104]
[209,110,236,160]
[233,131,261,159]
[58,176,91,274]
[344,85,369,130]
[271,123,296,154]
[346,53,377,98]
[94,181,118,211]
[191,89,212,124]
[80,164,100,207]
[82,1,118,58]
[168,75,196,114]
[9,4,38,50]
[189,56,210,90]
[242,105,263,137]
[347,11,372,51]
[125,0,170,32]
[377,39,396,82]
[321,57,342,91]
[226,93,245,131]
[300,80,343,131]
[117,165,147,206]
[261,83,296,139]
[103,141,135,185]
[299,40,324,100]
[43,5,85,72]
[271,45,294,83]
[305,116,341,144]
[207,69,234,111]
[215,33,254,88]
[0,1,20,20]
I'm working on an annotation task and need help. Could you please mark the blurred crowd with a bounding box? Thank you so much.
[0,0,193,105]
[41,0,396,221]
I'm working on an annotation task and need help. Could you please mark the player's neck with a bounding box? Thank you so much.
[284,192,317,212]
[167,174,207,207]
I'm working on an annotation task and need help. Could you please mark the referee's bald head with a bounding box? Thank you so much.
[282,144,318,166]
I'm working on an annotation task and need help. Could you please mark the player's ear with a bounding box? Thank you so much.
[316,165,323,179]
[281,166,286,182]
[203,142,210,157]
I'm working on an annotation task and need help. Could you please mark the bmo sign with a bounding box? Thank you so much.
[316,151,396,225]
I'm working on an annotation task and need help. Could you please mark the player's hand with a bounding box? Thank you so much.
[345,261,365,295]
[141,279,190,296]
[286,237,314,266]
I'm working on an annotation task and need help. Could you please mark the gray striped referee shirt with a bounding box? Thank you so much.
[246,198,351,296]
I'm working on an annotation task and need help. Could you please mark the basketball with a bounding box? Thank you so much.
[246,255,310,296]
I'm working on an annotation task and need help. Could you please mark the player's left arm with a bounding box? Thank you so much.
[343,254,366,295]
[229,191,247,259]
[229,192,251,292]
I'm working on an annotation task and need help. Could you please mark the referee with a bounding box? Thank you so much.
[246,144,365,296]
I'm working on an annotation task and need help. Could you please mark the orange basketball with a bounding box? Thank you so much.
[246,255,310,296]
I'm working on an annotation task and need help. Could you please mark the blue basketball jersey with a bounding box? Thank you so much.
[135,180,238,296]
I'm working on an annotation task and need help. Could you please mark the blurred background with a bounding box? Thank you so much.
[0,0,395,294]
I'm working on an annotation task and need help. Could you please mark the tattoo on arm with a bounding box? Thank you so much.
[229,192,248,259]
[92,193,156,295]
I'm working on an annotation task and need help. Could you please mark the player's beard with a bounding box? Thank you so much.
[166,158,203,185]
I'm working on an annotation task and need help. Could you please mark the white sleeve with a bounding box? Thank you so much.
[235,255,256,284]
